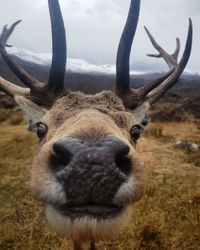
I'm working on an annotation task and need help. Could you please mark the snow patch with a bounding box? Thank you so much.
[7,47,199,76]
[7,47,147,75]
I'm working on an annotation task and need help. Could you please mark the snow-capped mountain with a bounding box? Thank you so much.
[7,47,147,75]
[3,47,199,81]
[0,47,199,104]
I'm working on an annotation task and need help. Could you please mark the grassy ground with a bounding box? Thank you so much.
[0,112,199,249]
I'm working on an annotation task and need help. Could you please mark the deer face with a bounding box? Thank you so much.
[0,0,192,248]
[16,91,148,241]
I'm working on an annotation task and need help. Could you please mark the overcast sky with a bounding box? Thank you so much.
[0,0,199,73]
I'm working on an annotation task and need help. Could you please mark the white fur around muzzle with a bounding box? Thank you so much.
[46,205,132,241]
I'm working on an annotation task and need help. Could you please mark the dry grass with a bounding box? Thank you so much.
[0,109,23,125]
[0,113,200,249]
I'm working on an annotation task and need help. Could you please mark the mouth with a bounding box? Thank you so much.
[53,203,124,219]
[46,204,132,240]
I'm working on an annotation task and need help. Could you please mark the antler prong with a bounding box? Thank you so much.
[47,0,67,94]
[144,26,179,69]
[115,0,193,110]
[146,53,162,58]
[0,20,22,46]
[0,76,30,97]
[145,18,193,104]
[172,37,180,61]
[0,20,42,90]
[142,69,175,96]
[116,0,140,96]
[0,0,67,108]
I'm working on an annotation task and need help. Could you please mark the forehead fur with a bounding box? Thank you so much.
[43,91,131,128]
[56,91,125,112]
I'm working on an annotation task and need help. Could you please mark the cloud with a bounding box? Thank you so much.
[0,0,199,72]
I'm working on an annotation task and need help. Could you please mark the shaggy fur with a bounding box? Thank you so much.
[19,90,147,242]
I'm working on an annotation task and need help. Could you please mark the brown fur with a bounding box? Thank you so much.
[31,91,145,185]
[27,90,147,242]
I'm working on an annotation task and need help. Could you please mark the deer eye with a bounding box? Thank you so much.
[130,125,141,142]
[36,123,48,140]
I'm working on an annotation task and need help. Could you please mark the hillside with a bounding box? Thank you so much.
[0,49,199,122]
[0,48,199,93]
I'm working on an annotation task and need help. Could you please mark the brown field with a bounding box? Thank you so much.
[0,110,200,250]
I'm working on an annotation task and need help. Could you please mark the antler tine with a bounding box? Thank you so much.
[144,26,180,70]
[142,68,175,95]
[146,18,193,104]
[0,21,42,90]
[0,76,30,97]
[0,0,67,107]
[0,20,55,107]
[0,21,22,46]
[172,38,181,62]
[116,16,192,110]
[116,0,140,96]
[47,0,67,94]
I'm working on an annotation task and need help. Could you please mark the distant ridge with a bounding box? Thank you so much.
[0,47,199,120]
[7,47,146,75]
[0,46,199,95]
[7,47,199,77]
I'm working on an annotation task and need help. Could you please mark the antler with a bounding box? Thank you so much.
[142,20,192,104]
[144,27,180,70]
[0,21,42,89]
[116,0,140,96]
[0,0,66,108]
[47,0,66,94]
[116,0,193,109]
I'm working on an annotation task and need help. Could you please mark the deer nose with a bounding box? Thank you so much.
[50,136,132,205]
[50,136,131,175]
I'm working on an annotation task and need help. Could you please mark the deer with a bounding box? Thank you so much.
[0,0,193,249]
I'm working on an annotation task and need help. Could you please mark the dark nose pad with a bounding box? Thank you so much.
[51,139,74,167]
[114,143,131,175]
[50,137,132,204]
[50,137,131,175]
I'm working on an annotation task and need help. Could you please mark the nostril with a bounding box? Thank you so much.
[50,141,73,169]
[114,145,132,175]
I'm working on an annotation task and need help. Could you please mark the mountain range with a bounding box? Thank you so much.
[0,47,199,94]
[0,47,199,121]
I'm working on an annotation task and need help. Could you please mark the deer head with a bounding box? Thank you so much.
[0,0,193,249]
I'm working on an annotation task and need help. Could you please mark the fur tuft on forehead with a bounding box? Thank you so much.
[41,90,149,133]
[54,91,126,112]
[42,91,128,129]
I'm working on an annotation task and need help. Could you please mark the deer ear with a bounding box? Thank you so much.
[132,102,150,131]
[14,96,47,132]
